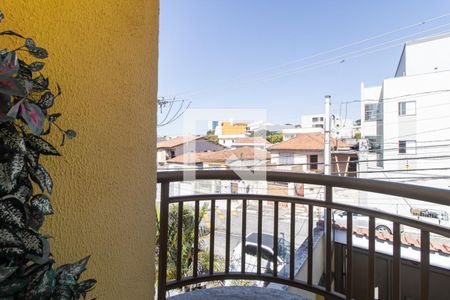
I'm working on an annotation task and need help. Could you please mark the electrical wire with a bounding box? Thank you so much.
[171,15,450,98]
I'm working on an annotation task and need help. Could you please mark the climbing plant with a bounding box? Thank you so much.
[0,10,96,299]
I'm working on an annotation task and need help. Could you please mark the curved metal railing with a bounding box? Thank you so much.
[157,170,450,300]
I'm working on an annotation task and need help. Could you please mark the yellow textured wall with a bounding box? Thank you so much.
[1,1,159,299]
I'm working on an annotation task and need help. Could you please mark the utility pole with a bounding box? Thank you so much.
[324,95,331,175]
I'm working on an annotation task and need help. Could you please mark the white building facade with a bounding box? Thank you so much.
[359,32,450,221]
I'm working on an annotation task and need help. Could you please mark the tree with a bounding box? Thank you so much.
[266,132,283,144]
[155,204,223,286]
[206,130,219,144]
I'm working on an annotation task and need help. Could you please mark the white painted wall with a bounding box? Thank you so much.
[404,34,450,76]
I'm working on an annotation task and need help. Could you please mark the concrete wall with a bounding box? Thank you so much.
[405,35,450,76]
[1,1,159,298]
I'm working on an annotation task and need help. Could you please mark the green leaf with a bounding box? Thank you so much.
[0,227,24,257]
[19,262,54,299]
[32,74,49,92]
[29,47,48,59]
[0,30,25,39]
[35,269,56,297]
[24,38,36,50]
[26,207,44,231]
[29,165,52,193]
[16,229,43,257]
[0,279,27,296]
[57,256,91,280]
[28,61,45,72]
[12,179,32,203]
[0,162,18,194]
[0,196,26,227]
[26,134,60,156]
[37,92,54,109]
[0,267,17,283]
[0,127,26,153]
[30,194,53,215]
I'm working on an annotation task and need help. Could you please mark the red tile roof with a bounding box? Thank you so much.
[234,137,271,145]
[334,223,450,255]
[269,133,349,151]
[167,146,270,164]
[157,136,202,149]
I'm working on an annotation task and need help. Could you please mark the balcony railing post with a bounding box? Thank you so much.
[257,200,263,275]
[241,199,247,273]
[290,202,296,280]
[307,204,313,285]
[368,217,375,300]
[157,182,170,300]
[346,211,353,299]
[325,185,333,293]
[209,199,216,275]
[392,222,401,300]
[421,230,430,300]
[273,201,279,277]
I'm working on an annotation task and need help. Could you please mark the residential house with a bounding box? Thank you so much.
[269,133,356,175]
[166,147,270,196]
[156,136,224,165]
[232,137,271,150]
[215,121,248,147]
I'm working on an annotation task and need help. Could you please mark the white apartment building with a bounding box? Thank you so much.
[282,114,353,140]
[359,32,450,219]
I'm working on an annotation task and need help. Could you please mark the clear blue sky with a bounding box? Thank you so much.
[158,0,450,136]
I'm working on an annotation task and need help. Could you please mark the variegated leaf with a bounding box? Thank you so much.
[0,278,28,296]
[32,74,49,92]
[37,92,54,109]
[0,163,16,194]
[29,47,48,59]
[0,267,16,283]
[30,194,53,215]
[0,127,26,153]
[0,196,26,227]
[12,179,32,203]
[26,235,50,265]
[26,206,44,231]
[32,165,52,194]
[28,61,45,72]
[26,134,60,156]
[25,38,36,50]
[19,262,53,299]
[56,256,91,280]
[9,153,25,182]
[0,227,23,248]
[16,229,43,257]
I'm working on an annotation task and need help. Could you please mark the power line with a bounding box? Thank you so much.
[172,14,450,98]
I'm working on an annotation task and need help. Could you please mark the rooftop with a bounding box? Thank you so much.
[167,146,270,164]
[157,136,202,149]
[269,133,349,151]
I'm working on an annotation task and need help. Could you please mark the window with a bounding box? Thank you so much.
[169,149,176,158]
[313,124,324,128]
[279,152,294,165]
[364,104,380,121]
[398,101,416,116]
[398,140,416,154]
[309,154,318,170]
[312,117,319,122]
